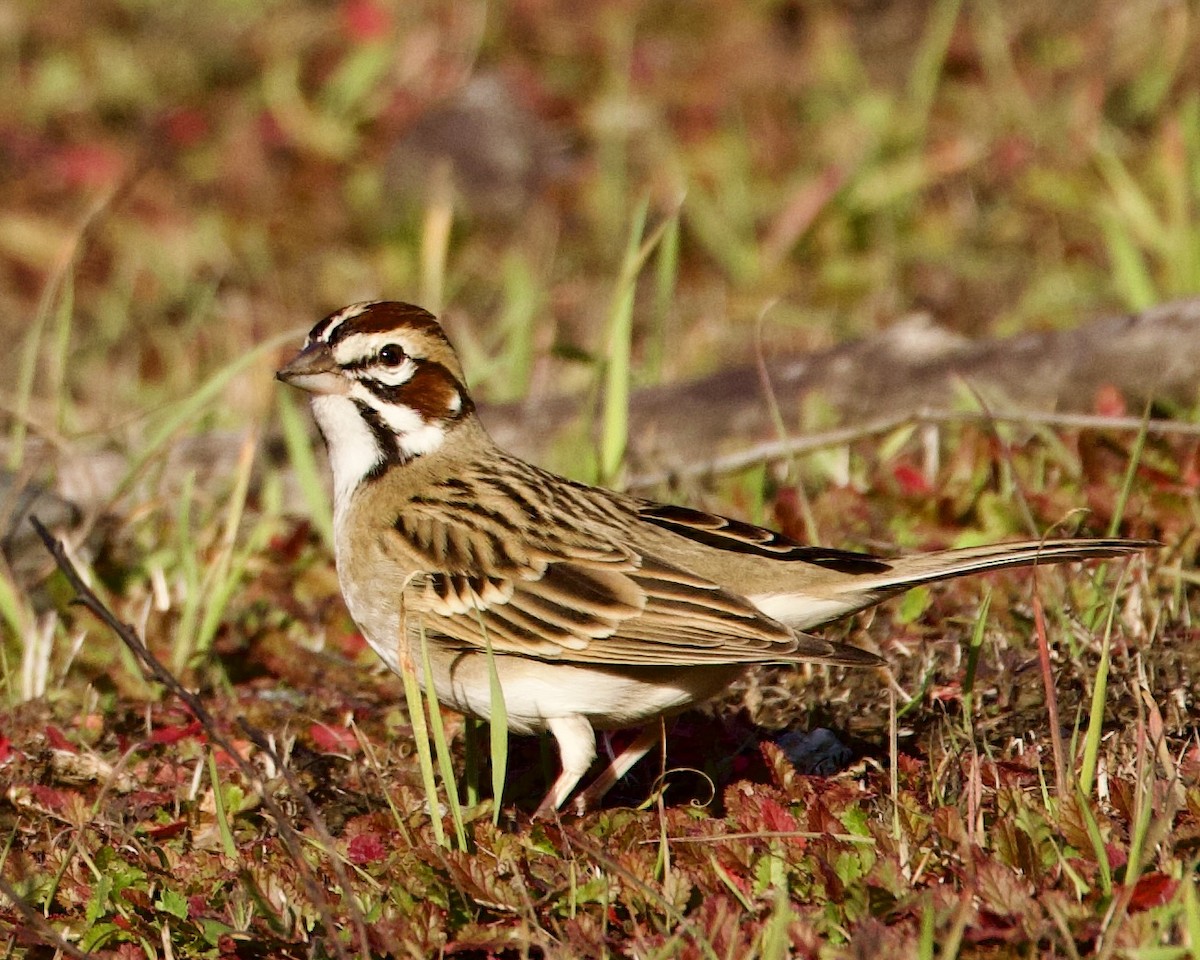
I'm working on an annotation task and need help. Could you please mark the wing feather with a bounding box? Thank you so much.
[389,471,880,667]
[637,502,892,573]
[409,551,808,664]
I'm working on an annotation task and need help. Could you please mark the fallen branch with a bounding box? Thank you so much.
[626,408,1200,489]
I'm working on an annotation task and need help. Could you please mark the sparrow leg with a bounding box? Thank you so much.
[535,714,598,818]
[572,725,661,815]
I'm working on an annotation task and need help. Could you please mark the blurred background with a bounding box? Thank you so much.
[3,0,1198,469]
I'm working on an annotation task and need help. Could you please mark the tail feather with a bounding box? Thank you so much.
[845,537,1156,596]
[784,632,886,667]
[753,537,1156,630]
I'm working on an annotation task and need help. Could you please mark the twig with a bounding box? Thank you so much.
[29,518,371,960]
[0,874,93,959]
[626,408,1200,489]
[232,719,403,953]
[1031,587,1068,801]
[640,830,875,845]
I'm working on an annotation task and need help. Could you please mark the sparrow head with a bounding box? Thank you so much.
[277,301,476,499]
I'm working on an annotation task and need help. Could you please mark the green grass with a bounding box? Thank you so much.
[420,622,469,848]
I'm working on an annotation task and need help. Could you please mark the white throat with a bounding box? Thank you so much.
[310,393,447,522]
[311,395,383,521]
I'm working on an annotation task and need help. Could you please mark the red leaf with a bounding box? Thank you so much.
[161,108,209,148]
[30,785,70,810]
[149,720,204,745]
[52,143,125,189]
[1181,743,1200,779]
[892,462,931,496]
[977,759,1038,789]
[897,753,925,775]
[756,796,805,846]
[146,819,188,840]
[44,725,76,752]
[212,740,252,768]
[929,682,963,703]
[309,722,359,754]
[336,630,369,658]
[347,832,386,864]
[772,487,804,539]
[341,0,391,42]
[964,908,1020,944]
[120,887,151,910]
[1138,460,1184,491]
[256,111,287,148]
[1182,448,1200,491]
[0,734,13,764]
[1128,873,1177,912]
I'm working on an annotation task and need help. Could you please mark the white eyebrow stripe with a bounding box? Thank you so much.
[333,332,423,367]
[312,301,375,344]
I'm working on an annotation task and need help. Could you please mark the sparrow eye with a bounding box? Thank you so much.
[378,344,405,367]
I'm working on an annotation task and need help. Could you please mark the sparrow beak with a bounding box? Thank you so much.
[276,342,348,395]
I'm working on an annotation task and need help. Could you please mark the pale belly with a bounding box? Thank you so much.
[422,649,748,735]
[357,620,746,735]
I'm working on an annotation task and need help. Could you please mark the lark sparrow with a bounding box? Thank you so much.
[277,301,1153,816]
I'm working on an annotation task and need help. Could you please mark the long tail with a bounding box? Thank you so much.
[844,537,1156,596]
[755,537,1156,631]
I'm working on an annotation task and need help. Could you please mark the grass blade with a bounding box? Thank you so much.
[600,198,679,484]
[110,330,301,512]
[600,196,648,484]
[961,589,991,738]
[193,429,259,661]
[1078,566,1127,797]
[1032,590,1067,801]
[419,623,469,850]
[1073,788,1113,896]
[907,0,965,141]
[1108,406,1151,538]
[1184,877,1200,959]
[396,610,446,848]
[206,750,240,861]
[645,210,680,383]
[480,616,509,826]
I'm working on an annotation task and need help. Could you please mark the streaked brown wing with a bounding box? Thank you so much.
[389,474,880,666]
[637,502,893,574]
[396,485,639,577]
[412,553,878,666]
